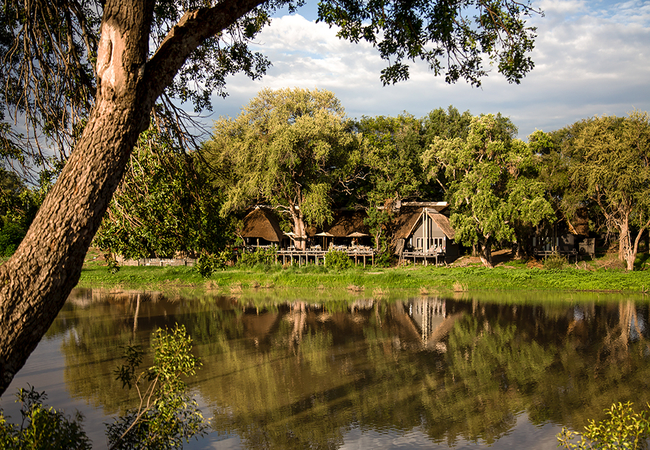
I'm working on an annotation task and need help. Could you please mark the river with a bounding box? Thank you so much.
[2,288,650,449]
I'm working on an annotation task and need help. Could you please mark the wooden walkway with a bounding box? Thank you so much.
[274,248,376,267]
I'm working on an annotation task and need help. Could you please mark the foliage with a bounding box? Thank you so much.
[0,223,25,257]
[105,253,121,274]
[325,249,354,270]
[95,127,232,259]
[0,386,91,449]
[195,249,234,277]
[557,402,650,450]
[552,112,650,271]
[422,113,555,267]
[107,324,208,450]
[421,106,473,145]
[0,167,42,256]
[318,0,539,86]
[354,114,425,248]
[374,249,394,268]
[204,87,355,249]
[543,253,567,270]
[238,247,277,268]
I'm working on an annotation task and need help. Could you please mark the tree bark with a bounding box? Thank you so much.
[0,0,266,396]
[479,239,494,268]
[291,212,308,251]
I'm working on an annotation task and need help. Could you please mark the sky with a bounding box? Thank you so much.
[202,0,650,140]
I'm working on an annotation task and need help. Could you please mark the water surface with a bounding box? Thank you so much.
[2,288,650,449]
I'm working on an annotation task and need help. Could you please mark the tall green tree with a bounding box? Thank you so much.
[421,106,473,145]
[559,112,650,271]
[0,0,541,395]
[354,114,425,249]
[422,114,554,267]
[204,87,355,250]
[94,127,231,260]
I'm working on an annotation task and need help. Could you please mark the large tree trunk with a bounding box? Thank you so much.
[0,0,155,395]
[292,213,308,251]
[0,0,266,396]
[479,239,494,268]
[617,218,638,271]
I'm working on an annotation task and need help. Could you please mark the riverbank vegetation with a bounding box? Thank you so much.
[78,248,650,296]
[87,100,650,272]
[3,99,649,274]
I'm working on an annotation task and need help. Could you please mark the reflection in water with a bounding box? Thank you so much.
[2,289,650,449]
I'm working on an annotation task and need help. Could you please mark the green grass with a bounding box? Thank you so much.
[77,261,650,297]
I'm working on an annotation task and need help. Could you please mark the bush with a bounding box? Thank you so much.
[1,325,207,450]
[0,223,26,257]
[196,249,234,277]
[0,386,91,449]
[374,249,393,268]
[543,253,567,270]
[557,401,650,449]
[238,247,276,268]
[325,249,353,270]
[109,324,208,449]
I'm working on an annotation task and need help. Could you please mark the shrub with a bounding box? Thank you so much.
[325,249,353,270]
[0,223,26,257]
[196,248,234,277]
[105,253,120,274]
[238,247,276,268]
[543,253,567,270]
[1,325,207,450]
[557,401,650,449]
[109,324,208,449]
[0,386,91,449]
[374,249,393,268]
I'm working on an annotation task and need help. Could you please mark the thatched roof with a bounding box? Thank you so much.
[427,211,456,239]
[393,207,455,240]
[392,206,423,240]
[241,208,284,242]
[310,210,370,237]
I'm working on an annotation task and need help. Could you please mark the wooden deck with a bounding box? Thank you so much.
[275,247,376,267]
[533,249,579,262]
[400,250,445,266]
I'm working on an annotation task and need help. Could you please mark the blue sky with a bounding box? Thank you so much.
[205,0,650,140]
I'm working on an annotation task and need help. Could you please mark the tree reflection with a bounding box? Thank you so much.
[55,290,650,448]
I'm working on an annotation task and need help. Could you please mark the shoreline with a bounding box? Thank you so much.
[77,262,650,298]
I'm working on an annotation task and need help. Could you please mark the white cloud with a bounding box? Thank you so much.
[208,2,650,139]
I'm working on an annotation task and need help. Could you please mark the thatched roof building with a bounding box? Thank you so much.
[241,208,284,243]
[392,206,459,261]
[394,207,455,241]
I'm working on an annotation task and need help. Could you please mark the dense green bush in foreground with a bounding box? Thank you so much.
[558,402,650,450]
[0,325,207,450]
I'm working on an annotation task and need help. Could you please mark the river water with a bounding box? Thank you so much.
[2,288,650,449]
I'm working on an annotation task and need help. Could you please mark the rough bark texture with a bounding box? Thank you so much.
[0,0,266,396]
[479,239,494,269]
[291,212,308,251]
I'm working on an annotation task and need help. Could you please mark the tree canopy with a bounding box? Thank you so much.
[94,127,232,260]
[353,114,425,249]
[422,114,554,267]
[548,112,650,271]
[204,87,355,250]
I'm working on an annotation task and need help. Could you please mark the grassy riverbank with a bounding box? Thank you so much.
[77,255,650,297]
